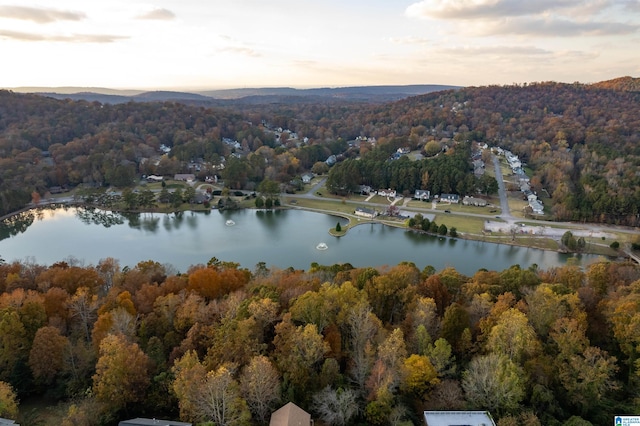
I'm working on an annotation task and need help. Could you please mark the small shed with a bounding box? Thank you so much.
[269,402,312,426]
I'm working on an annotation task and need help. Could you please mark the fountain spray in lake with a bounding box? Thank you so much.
[316,242,328,250]
[225,220,236,226]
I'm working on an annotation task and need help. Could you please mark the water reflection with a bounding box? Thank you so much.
[76,208,125,228]
[0,207,607,275]
[0,210,35,241]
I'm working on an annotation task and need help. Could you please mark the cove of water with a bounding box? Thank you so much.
[0,207,603,275]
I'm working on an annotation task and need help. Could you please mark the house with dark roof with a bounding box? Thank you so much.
[355,207,377,218]
[269,402,312,426]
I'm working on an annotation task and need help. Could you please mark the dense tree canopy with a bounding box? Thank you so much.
[0,255,638,425]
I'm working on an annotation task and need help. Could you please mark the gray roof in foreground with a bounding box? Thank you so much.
[423,411,495,426]
[118,419,191,426]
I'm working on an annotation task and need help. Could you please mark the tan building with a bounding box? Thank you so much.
[269,402,312,426]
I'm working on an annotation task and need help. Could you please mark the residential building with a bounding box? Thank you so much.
[173,174,196,183]
[0,418,19,426]
[269,402,312,426]
[355,207,377,218]
[529,200,544,214]
[439,194,460,203]
[462,196,487,207]
[358,185,372,195]
[423,410,496,426]
[301,173,314,184]
[414,189,430,201]
[377,188,397,198]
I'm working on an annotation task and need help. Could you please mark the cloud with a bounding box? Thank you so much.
[439,45,552,56]
[405,0,583,20]
[481,17,638,37]
[0,5,86,23]
[136,8,176,21]
[405,0,638,38]
[390,36,431,45]
[0,29,128,43]
[218,46,262,57]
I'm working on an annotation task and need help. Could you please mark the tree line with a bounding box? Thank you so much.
[0,256,639,425]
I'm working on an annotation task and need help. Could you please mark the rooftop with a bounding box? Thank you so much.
[423,411,496,426]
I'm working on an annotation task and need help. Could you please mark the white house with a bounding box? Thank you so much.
[439,194,460,203]
[414,189,430,201]
[377,188,397,198]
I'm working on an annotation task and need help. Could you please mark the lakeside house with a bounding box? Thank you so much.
[423,411,496,426]
[355,207,377,218]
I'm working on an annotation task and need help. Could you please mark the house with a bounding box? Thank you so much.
[174,174,196,183]
[462,196,487,207]
[118,419,191,426]
[301,173,314,184]
[359,185,372,195]
[423,410,496,426]
[325,155,337,166]
[355,207,377,219]
[0,418,19,426]
[529,200,544,214]
[414,189,430,201]
[269,402,312,426]
[146,175,164,182]
[439,194,460,203]
[377,188,397,198]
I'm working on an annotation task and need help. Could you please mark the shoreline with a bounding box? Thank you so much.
[0,199,631,262]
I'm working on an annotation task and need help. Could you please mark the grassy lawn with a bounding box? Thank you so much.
[433,215,488,234]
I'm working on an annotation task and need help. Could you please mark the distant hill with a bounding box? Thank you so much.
[10,86,143,96]
[590,76,640,92]
[7,84,461,105]
[198,84,460,100]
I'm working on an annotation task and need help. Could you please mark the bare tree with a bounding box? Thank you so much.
[312,386,358,426]
[240,356,281,425]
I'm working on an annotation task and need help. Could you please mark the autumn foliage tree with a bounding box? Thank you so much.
[92,334,150,414]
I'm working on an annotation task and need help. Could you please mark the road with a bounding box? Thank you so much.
[493,154,515,222]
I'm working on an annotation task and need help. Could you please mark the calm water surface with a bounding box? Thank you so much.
[0,207,601,274]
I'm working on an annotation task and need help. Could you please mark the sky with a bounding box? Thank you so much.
[0,0,639,90]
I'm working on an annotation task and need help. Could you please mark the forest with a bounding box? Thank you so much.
[1,78,640,225]
[0,256,639,425]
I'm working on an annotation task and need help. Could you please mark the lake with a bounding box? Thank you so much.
[0,207,602,275]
